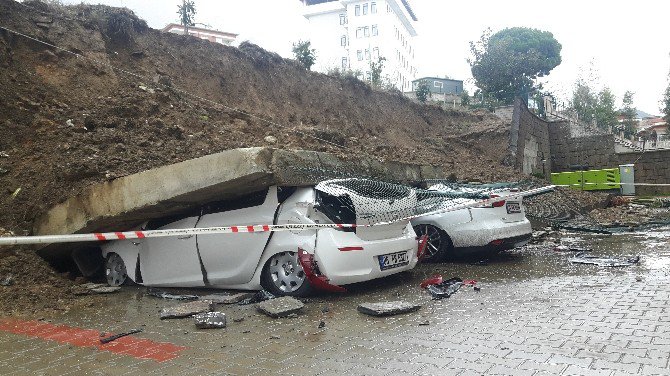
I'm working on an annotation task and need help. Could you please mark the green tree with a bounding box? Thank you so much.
[177,0,196,35]
[661,74,670,124]
[415,80,430,103]
[619,91,637,138]
[292,40,316,70]
[570,80,597,123]
[594,87,617,130]
[460,89,470,106]
[369,56,386,88]
[469,27,562,104]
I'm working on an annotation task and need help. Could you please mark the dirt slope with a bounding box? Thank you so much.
[0,0,520,235]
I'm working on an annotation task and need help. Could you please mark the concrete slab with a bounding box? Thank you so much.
[35,148,442,236]
[33,147,443,257]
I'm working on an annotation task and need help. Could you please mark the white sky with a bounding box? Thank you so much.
[58,0,670,114]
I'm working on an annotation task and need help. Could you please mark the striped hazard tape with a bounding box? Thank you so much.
[0,186,555,247]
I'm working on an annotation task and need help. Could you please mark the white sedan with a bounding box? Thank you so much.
[411,184,532,262]
[101,179,421,296]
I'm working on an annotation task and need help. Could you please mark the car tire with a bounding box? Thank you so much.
[413,224,453,263]
[105,253,128,286]
[261,251,313,297]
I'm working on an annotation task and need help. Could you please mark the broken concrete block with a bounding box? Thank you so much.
[357,301,421,317]
[200,292,255,304]
[257,297,305,318]
[194,312,226,329]
[160,301,212,320]
[89,286,121,294]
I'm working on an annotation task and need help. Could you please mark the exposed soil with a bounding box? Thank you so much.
[0,0,608,314]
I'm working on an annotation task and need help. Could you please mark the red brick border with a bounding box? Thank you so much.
[0,318,187,362]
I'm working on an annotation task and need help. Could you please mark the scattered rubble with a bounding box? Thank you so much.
[357,301,421,316]
[160,301,213,319]
[257,296,305,318]
[200,292,255,304]
[147,288,198,301]
[99,329,143,344]
[238,290,275,305]
[194,312,226,329]
[426,278,463,300]
[568,253,641,267]
[72,283,121,295]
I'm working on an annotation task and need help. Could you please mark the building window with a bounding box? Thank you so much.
[341,35,347,46]
[364,26,370,37]
[434,81,443,91]
[342,57,348,69]
[357,50,363,61]
[356,27,362,38]
[366,71,371,81]
[365,49,370,60]
[355,5,360,16]
[372,47,379,59]
[372,25,378,36]
[371,2,377,13]
[339,14,347,25]
[363,3,368,15]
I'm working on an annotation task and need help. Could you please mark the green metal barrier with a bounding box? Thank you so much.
[551,168,621,191]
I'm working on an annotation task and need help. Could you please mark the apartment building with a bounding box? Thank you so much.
[301,0,418,91]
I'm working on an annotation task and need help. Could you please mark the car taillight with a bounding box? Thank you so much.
[490,194,505,208]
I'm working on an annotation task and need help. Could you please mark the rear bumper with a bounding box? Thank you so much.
[313,226,419,286]
[448,218,532,249]
[454,233,532,257]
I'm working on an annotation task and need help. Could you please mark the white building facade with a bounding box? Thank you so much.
[301,0,418,91]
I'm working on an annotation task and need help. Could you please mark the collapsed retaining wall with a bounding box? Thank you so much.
[513,100,670,195]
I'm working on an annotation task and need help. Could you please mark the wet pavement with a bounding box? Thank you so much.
[1,226,669,375]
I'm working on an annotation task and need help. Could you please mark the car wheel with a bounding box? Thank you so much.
[261,251,313,297]
[413,224,452,262]
[105,253,128,287]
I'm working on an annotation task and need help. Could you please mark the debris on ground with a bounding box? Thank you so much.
[160,301,213,320]
[553,245,593,253]
[318,321,325,329]
[194,312,226,329]
[257,296,305,318]
[420,275,443,289]
[200,292,255,304]
[0,274,14,286]
[72,283,121,295]
[147,288,199,301]
[238,290,275,305]
[99,328,143,344]
[426,278,463,300]
[568,253,641,267]
[357,301,421,316]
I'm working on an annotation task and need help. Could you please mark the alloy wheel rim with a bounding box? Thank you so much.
[268,252,306,293]
[106,253,127,287]
[416,225,442,260]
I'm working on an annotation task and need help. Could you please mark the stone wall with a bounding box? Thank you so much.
[513,99,553,176]
[512,100,670,195]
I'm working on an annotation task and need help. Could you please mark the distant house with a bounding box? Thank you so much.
[410,77,464,103]
[162,23,237,46]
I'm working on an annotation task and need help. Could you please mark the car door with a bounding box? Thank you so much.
[139,213,204,287]
[196,187,279,286]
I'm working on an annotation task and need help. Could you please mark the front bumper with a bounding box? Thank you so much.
[313,227,419,286]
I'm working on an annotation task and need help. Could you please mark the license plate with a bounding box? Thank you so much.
[378,251,410,271]
[506,202,521,214]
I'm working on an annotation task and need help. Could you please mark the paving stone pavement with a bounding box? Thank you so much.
[0,229,669,375]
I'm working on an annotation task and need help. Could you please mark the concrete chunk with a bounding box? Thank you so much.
[193,312,226,329]
[160,301,212,320]
[200,292,255,304]
[257,297,305,318]
[357,301,421,316]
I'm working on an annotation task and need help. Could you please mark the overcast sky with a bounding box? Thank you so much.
[58,0,670,114]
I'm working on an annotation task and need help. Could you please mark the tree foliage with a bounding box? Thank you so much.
[369,56,386,88]
[662,73,670,124]
[571,80,597,123]
[619,91,637,138]
[594,88,617,130]
[460,89,470,106]
[415,81,430,103]
[292,40,316,71]
[177,0,196,30]
[469,27,562,104]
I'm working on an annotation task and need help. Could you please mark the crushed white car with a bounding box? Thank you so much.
[411,183,532,261]
[102,179,421,296]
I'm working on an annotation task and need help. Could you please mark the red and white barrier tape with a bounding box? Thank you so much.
[0,186,555,246]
